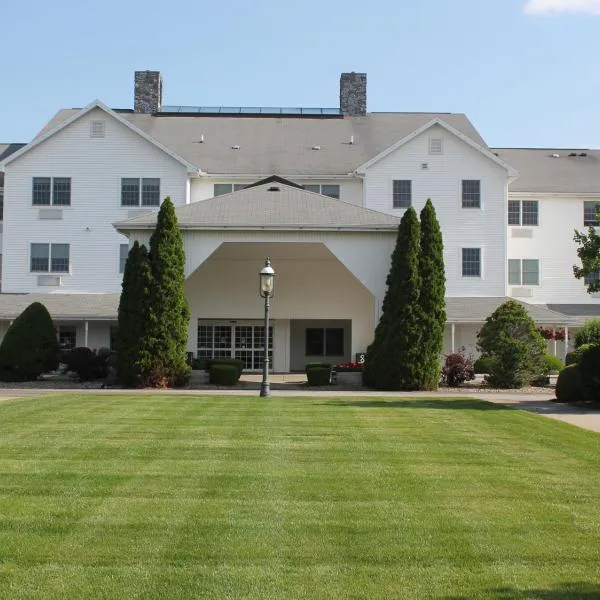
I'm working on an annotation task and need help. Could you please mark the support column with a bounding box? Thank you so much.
[84,321,89,348]
[451,323,456,354]
[552,328,557,357]
[563,326,569,362]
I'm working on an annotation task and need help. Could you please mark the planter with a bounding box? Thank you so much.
[334,371,363,386]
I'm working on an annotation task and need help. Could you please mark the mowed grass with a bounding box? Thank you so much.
[0,396,599,599]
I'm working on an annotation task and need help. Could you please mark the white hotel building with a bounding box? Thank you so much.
[0,72,598,371]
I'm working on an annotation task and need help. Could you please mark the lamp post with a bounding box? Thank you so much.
[259,257,275,397]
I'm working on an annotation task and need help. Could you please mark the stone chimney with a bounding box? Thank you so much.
[340,72,367,117]
[134,71,163,114]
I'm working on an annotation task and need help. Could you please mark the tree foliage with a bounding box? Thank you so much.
[147,197,191,386]
[573,318,600,349]
[116,241,154,386]
[477,300,546,389]
[363,207,423,390]
[418,199,446,389]
[573,205,600,293]
[0,302,59,381]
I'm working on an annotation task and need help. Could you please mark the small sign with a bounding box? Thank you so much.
[355,353,366,364]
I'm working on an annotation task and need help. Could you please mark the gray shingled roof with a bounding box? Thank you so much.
[38,109,487,176]
[494,148,600,194]
[547,304,600,326]
[446,297,579,325]
[0,294,119,320]
[115,181,402,230]
[0,143,26,163]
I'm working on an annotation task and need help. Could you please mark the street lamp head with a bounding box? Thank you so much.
[259,257,275,298]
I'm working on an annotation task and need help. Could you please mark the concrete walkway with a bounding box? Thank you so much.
[0,378,598,433]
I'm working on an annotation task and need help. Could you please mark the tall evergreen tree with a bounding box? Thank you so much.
[363,207,423,390]
[0,302,59,381]
[116,241,153,386]
[147,197,191,386]
[419,200,446,389]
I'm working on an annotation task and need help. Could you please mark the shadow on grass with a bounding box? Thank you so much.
[318,398,512,411]
[444,582,600,599]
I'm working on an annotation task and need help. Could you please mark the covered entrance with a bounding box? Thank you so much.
[197,321,273,371]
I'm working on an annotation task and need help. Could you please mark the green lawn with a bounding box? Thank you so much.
[0,395,599,600]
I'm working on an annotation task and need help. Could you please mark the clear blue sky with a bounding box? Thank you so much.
[3,0,600,148]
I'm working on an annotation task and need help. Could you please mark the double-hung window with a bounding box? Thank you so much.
[508,259,539,286]
[30,243,70,273]
[303,184,341,199]
[583,201,600,227]
[214,183,248,196]
[32,177,71,206]
[392,180,412,209]
[121,178,160,207]
[462,180,481,208]
[305,328,344,356]
[508,200,538,226]
[119,244,129,274]
[462,248,481,277]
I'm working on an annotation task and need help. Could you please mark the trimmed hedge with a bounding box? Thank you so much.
[306,362,332,371]
[579,344,600,403]
[473,355,493,374]
[206,358,243,378]
[555,364,583,404]
[209,364,239,386]
[307,366,331,386]
[566,343,595,366]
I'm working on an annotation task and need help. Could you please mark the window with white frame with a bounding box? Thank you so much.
[392,180,412,209]
[303,184,340,199]
[119,244,129,273]
[584,271,600,286]
[462,248,481,277]
[583,201,600,227]
[121,178,160,207]
[508,259,539,286]
[461,180,481,208]
[57,326,77,350]
[213,183,249,196]
[32,177,71,206]
[30,243,70,272]
[508,200,538,226]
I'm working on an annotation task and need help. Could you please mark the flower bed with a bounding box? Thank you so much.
[334,361,364,373]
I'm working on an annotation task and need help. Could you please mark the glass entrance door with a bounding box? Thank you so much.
[197,322,273,371]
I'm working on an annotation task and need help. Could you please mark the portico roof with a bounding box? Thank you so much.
[115,180,402,232]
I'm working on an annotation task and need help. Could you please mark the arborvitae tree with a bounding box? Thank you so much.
[418,200,446,390]
[477,300,546,389]
[116,241,154,387]
[147,197,191,386]
[0,302,59,381]
[363,207,423,390]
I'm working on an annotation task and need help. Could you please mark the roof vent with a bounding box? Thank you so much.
[551,153,560,158]
[312,145,321,150]
[569,152,577,157]
[267,186,280,192]
[231,145,240,150]
[421,162,429,170]
[580,152,588,157]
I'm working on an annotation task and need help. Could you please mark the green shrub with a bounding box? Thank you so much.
[207,358,243,378]
[209,364,239,386]
[477,301,546,389]
[0,302,60,382]
[574,319,600,348]
[579,344,600,403]
[64,347,99,381]
[566,343,595,366]
[531,353,562,386]
[306,366,331,386]
[473,355,493,374]
[555,364,583,404]
[306,362,332,372]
